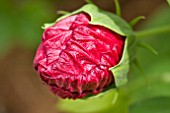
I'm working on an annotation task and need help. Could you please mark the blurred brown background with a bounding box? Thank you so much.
[0,0,166,113]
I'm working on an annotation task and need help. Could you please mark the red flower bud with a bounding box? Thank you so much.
[33,13,124,99]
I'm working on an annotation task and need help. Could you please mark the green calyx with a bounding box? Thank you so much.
[43,2,137,98]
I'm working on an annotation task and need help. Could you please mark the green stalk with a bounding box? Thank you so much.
[135,25,170,38]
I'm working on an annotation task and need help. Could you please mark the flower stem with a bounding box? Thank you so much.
[135,25,170,39]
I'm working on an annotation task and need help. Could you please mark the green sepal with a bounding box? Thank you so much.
[85,0,94,4]
[56,89,119,113]
[41,23,54,29]
[43,4,132,36]
[129,16,145,27]
[110,33,136,87]
[43,3,136,96]
[57,10,70,15]
[114,0,121,16]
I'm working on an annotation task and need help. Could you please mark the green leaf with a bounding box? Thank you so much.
[130,97,170,113]
[167,0,170,5]
[128,6,170,113]
[129,59,170,105]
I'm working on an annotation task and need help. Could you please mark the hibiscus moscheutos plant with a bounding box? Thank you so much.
[33,0,137,99]
[33,0,170,112]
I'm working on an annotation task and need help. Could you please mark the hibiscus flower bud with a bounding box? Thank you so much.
[33,4,135,99]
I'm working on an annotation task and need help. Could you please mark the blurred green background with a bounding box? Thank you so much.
[0,0,170,113]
